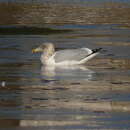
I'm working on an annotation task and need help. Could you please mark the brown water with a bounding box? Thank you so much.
[0,1,130,129]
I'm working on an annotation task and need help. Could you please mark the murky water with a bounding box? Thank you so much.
[0,1,130,129]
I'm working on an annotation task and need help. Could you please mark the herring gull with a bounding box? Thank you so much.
[32,43,102,66]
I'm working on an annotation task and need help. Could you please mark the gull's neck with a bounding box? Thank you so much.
[44,49,55,58]
[41,45,55,64]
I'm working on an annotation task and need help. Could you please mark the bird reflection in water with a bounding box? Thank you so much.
[41,65,95,82]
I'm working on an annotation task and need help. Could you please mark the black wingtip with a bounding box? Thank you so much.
[92,48,102,53]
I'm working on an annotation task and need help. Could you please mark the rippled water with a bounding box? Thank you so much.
[0,1,130,130]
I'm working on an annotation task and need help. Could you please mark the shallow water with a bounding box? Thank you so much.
[0,1,130,130]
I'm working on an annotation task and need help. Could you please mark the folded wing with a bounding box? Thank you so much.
[54,48,92,63]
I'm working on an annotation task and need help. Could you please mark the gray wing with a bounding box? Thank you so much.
[54,48,92,63]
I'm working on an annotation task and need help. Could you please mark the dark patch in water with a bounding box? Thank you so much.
[41,79,58,83]
[111,81,130,85]
[0,26,71,35]
[111,82,124,85]
[42,87,68,91]
[71,82,81,85]
[32,98,48,101]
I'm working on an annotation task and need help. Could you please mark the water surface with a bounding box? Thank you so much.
[0,1,130,129]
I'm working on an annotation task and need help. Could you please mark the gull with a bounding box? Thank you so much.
[32,42,102,66]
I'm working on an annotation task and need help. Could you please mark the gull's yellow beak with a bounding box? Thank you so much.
[32,48,42,53]
[32,48,37,53]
